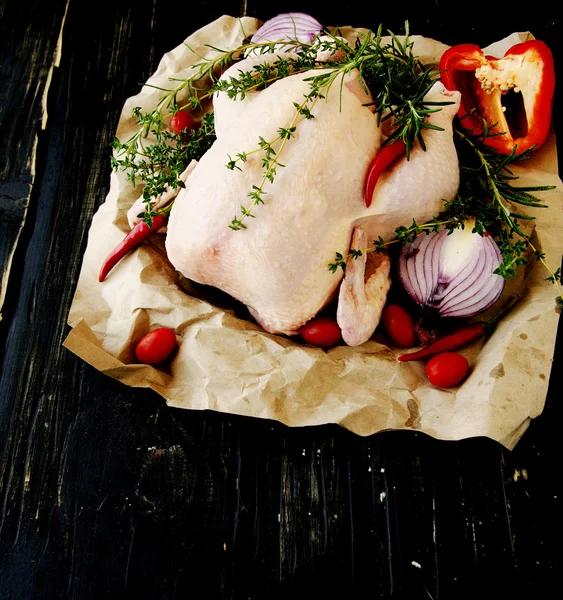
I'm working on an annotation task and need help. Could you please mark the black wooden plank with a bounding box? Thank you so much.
[0,0,68,319]
[0,0,241,597]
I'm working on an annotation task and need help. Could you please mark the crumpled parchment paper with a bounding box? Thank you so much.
[64,16,563,450]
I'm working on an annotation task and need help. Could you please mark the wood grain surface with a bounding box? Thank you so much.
[0,1,561,598]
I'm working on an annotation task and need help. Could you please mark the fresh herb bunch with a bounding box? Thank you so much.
[110,36,310,224]
[111,20,560,299]
[111,111,216,225]
[220,24,450,228]
[112,22,445,228]
[356,24,448,156]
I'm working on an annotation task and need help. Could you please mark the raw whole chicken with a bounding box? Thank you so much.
[165,53,461,344]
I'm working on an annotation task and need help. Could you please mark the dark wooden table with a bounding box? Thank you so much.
[1,1,561,598]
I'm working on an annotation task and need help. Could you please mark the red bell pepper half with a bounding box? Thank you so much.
[440,40,555,154]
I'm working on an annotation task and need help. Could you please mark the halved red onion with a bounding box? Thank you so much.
[398,224,505,318]
[251,12,323,44]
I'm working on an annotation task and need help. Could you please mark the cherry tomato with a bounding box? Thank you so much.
[425,352,469,388]
[301,316,342,347]
[135,327,177,364]
[382,304,417,348]
[169,111,195,135]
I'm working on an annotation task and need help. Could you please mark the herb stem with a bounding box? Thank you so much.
[328,219,455,272]
[228,92,321,230]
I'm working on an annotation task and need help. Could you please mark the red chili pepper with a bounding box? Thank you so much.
[397,322,485,362]
[98,214,167,282]
[364,138,406,207]
[440,40,555,155]
[398,296,520,362]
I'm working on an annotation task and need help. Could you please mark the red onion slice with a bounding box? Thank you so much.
[398,243,415,300]
[425,230,447,305]
[398,234,424,304]
[440,237,495,311]
[435,239,488,306]
[432,232,483,302]
[398,224,505,318]
[427,232,452,299]
[406,235,426,303]
[440,239,504,316]
[251,13,323,44]
[414,233,435,304]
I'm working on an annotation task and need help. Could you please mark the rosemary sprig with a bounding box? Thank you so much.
[449,126,559,293]
[356,23,448,156]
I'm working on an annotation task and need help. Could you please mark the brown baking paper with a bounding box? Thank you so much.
[64,16,563,450]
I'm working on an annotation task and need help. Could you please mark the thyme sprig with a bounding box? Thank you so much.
[111,112,216,226]
[328,218,457,273]
[226,91,320,230]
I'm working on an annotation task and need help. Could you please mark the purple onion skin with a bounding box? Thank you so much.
[398,229,505,319]
[251,13,323,44]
